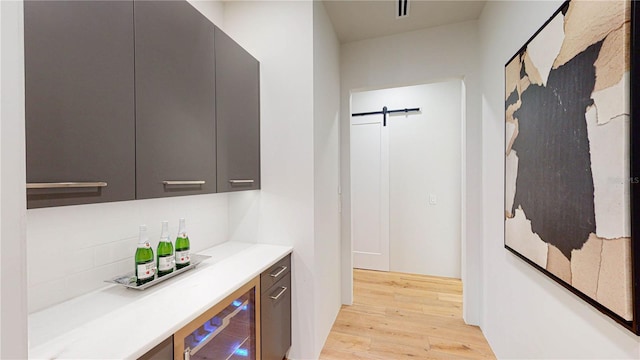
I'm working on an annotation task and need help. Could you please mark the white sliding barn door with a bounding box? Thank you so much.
[350,109,390,271]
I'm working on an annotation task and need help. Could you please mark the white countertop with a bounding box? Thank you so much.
[28,241,292,359]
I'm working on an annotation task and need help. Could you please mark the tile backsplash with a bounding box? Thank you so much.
[27,193,229,313]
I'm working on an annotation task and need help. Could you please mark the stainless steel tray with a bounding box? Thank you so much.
[105,254,211,290]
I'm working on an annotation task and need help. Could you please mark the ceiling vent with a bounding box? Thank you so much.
[397,0,409,18]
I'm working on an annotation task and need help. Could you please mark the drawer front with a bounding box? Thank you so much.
[261,272,291,360]
[260,254,291,294]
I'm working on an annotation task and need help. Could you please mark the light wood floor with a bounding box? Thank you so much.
[319,269,495,359]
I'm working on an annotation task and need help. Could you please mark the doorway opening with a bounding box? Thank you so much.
[349,79,464,279]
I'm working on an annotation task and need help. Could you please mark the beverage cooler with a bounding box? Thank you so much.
[174,278,260,360]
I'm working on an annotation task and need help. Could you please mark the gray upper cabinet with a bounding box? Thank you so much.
[135,0,217,199]
[215,27,261,193]
[25,0,259,208]
[24,1,136,209]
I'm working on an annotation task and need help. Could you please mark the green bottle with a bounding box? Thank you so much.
[135,225,156,286]
[175,218,191,269]
[157,221,174,277]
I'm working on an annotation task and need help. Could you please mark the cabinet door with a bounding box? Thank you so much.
[214,27,261,193]
[24,1,135,208]
[135,1,216,199]
[261,272,291,360]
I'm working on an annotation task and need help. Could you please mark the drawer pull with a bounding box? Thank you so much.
[229,179,254,185]
[162,180,206,186]
[269,266,287,278]
[27,181,107,189]
[270,286,288,300]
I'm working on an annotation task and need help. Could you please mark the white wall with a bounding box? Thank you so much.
[351,81,462,278]
[312,0,341,355]
[222,1,314,249]
[340,20,483,325]
[188,0,225,27]
[1,1,28,357]
[479,1,640,358]
[27,195,229,312]
[25,0,230,314]
[223,1,342,358]
[222,1,319,359]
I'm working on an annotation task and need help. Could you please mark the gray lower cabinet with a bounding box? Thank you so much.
[135,257,290,360]
[24,0,136,208]
[214,27,261,193]
[134,0,217,199]
[261,255,292,360]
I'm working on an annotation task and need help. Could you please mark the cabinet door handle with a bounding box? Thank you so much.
[228,179,254,184]
[27,182,108,189]
[184,348,191,360]
[269,266,287,278]
[270,286,288,300]
[162,180,206,186]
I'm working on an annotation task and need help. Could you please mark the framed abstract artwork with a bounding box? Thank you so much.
[504,0,640,333]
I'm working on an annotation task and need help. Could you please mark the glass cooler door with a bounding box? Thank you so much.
[175,279,259,360]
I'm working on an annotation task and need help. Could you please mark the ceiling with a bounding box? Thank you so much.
[322,0,487,43]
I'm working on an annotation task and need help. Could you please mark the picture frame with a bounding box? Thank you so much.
[504,0,640,334]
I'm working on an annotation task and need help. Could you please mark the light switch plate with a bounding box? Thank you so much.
[429,194,437,205]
